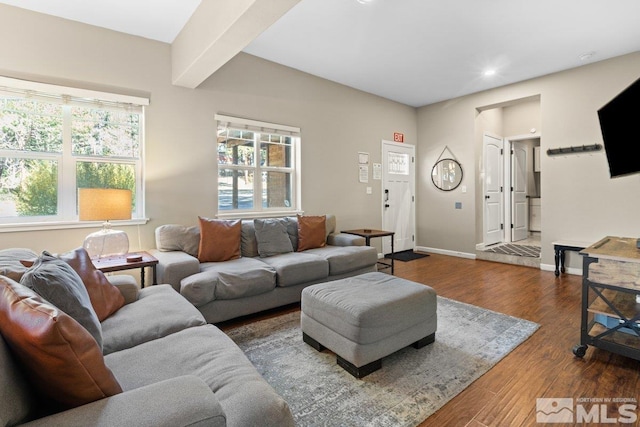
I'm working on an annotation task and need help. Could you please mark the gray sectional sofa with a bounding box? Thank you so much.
[150,215,379,323]
[0,248,294,427]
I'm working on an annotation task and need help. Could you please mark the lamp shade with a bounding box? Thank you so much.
[78,188,132,258]
[78,188,132,221]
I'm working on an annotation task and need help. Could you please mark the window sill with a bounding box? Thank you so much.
[0,218,149,233]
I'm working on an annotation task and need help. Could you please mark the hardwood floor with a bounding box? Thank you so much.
[220,253,640,426]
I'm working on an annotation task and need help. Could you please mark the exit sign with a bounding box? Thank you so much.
[393,132,404,142]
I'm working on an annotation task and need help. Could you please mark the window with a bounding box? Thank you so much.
[0,76,147,227]
[216,114,300,215]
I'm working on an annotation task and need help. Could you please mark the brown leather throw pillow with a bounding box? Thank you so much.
[297,215,327,251]
[197,217,242,262]
[0,276,122,410]
[58,248,125,322]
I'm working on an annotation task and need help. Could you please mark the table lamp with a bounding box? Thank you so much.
[78,188,132,259]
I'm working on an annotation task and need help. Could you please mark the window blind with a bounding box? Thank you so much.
[0,76,149,113]
[215,113,300,137]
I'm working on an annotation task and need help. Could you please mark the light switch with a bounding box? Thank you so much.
[366,187,372,194]
[455,202,462,209]
[461,185,467,193]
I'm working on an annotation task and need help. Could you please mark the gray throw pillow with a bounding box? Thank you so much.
[254,218,294,257]
[20,251,103,350]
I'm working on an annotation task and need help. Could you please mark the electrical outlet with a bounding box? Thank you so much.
[366,187,372,194]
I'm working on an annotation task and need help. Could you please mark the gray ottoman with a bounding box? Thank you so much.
[301,271,437,378]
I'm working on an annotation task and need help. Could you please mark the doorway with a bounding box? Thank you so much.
[482,134,541,246]
[381,140,415,255]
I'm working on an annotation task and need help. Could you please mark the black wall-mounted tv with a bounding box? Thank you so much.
[598,77,640,178]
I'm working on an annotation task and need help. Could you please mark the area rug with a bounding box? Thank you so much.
[226,297,539,427]
[385,250,429,262]
[484,243,541,258]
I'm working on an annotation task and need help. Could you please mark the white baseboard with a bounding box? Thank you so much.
[404,247,585,275]
[540,263,581,276]
[414,246,476,260]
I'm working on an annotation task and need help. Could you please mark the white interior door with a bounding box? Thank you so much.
[483,134,504,247]
[382,140,415,255]
[511,143,529,241]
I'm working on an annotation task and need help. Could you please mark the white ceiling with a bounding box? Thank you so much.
[0,0,201,44]
[3,0,640,107]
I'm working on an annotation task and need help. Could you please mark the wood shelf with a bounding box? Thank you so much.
[588,322,640,347]
[587,289,640,320]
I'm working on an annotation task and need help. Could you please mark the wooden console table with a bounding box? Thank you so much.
[342,229,395,275]
[573,236,640,360]
[92,251,158,288]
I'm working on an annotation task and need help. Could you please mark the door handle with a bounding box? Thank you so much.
[485,195,490,199]
[384,204,390,208]
[384,189,389,202]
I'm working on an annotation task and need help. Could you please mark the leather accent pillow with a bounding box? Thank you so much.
[59,247,125,322]
[0,276,122,410]
[297,215,327,251]
[198,217,242,262]
[254,218,294,257]
[20,252,103,350]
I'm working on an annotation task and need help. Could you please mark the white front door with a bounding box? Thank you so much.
[483,134,504,247]
[382,140,415,255]
[511,143,529,241]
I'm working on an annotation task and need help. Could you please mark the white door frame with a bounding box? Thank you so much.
[381,140,416,255]
[503,133,541,242]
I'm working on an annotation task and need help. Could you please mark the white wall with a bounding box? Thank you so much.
[2,4,640,274]
[0,5,416,254]
[418,52,640,269]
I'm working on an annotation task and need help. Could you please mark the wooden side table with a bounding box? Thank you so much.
[92,251,159,288]
[342,229,395,275]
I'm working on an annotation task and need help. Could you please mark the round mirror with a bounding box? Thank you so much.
[431,159,463,191]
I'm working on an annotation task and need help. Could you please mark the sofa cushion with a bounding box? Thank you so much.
[104,325,294,427]
[304,245,378,275]
[181,258,276,305]
[0,276,122,410]
[155,224,200,258]
[241,220,259,257]
[259,252,329,287]
[198,217,241,262]
[19,251,103,349]
[283,216,299,251]
[0,333,36,426]
[101,284,206,354]
[0,248,37,282]
[59,247,125,322]
[254,218,294,257]
[297,215,326,251]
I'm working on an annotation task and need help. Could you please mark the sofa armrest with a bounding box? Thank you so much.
[106,275,139,304]
[21,376,225,427]
[327,233,366,247]
[148,249,200,292]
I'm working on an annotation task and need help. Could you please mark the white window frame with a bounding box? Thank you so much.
[215,114,301,219]
[0,76,149,232]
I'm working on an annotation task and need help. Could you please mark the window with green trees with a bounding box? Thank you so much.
[0,77,146,225]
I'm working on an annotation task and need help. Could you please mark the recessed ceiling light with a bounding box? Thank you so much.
[483,69,496,77]
[356,0,373,4]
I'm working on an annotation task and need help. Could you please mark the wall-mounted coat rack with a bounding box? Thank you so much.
[546,144,602,156]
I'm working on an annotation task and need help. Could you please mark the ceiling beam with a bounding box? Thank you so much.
[171,0,300,89]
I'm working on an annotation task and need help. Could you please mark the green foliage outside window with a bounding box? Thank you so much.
[0,96,140,220]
